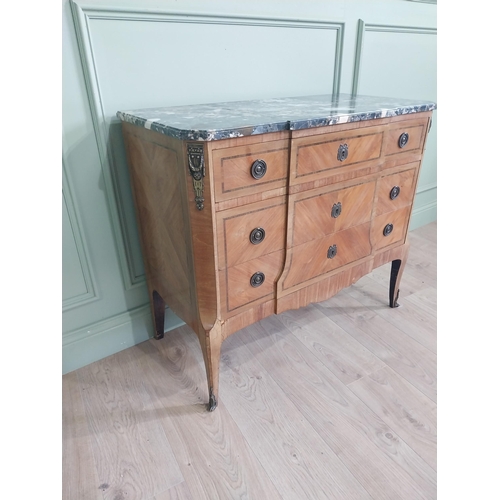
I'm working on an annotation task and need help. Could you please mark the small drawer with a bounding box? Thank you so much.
[374,166,418,216]
[290,126,383,184]
[384,117,428,157]
[223,250,285,313]
[282,222,372,290]
[291,181,375,246]
[212,139,289,202]
[371,206,412,251]
[216,197,287,269]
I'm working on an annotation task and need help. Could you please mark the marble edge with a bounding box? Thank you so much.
[116,102,436,142]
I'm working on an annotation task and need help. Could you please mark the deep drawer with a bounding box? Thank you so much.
[371,206,412,251]
[291,181,375,246]
[282,222,372,290]
[374,166,418,216]
[221,250,285,313]
[216,197,287,269]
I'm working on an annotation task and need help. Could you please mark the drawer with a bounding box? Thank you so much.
[371,206,412,251]
[282,222,372,290]
[291,181,375,246]
[223,250,285,312]
[374,166,418,216]
[290,126,384,184]
[211,139,289,202]
[216,197,287,269]
[384,116,428,157]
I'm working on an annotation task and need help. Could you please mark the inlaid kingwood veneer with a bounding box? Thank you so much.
[118,94,436,411]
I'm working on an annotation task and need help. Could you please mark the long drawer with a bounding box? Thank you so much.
[290,181,375,247]
[290,125,384,185]
[282,222,372,290]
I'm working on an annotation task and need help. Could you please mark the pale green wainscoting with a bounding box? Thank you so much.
[62,0,436,374]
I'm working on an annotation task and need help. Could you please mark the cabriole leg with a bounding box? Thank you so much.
[389,260,402,308]
[197,323,222,411]
[152,290,166,340]
[388,243,410,308]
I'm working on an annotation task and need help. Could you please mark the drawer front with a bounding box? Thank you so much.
[384,117,428,157]
[291,127,383,184]
[282,222,372,290]
[292,181,375,246]
[224,250,285,312]
[374,166,418,216]
[371,206,411,251]
[212,139,289,202]
[217,198,287,269]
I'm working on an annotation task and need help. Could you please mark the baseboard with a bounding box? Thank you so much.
[62,305,185,375]
[409,200,437,231]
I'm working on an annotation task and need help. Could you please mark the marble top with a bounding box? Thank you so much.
[117,94,436,142]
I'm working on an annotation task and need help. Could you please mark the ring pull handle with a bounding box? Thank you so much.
[398,133,409,148]
[249,227,266,245]
[250,272,265,287]
[390,186,400,200]
[327,245,338,259]
[250,159,267,179]
[331,202,342,218]
[383,223,394,237]
[337,144,348,162]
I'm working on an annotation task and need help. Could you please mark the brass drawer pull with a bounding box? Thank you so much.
[331,202,342,218]
[250,159,267,179]
[327,245,338,259]
[398,132,409,148]
[249,227,266,245]
[250,272,265,287]
[390,186,400,200]
[337,144,348,162]
[383,223,394,237]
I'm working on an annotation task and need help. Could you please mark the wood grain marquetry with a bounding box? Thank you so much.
[222,250,285,313]
[211,138,290,203]
[290,126,384,184]
[384,116,428,157]
[121,105,433,411]
[371,206,412,251]
[283,222,372,290]
[216,196,286,269]
[291,180,376,246]
[375,165,418,216]
[122,124,196,329]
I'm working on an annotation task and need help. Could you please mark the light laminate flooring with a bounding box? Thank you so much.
[62,222,437,500]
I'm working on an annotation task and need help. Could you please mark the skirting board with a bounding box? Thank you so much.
[62,306,184,374]
[409,200,437,231]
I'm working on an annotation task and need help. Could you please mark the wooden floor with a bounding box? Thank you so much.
[62,222,437,500]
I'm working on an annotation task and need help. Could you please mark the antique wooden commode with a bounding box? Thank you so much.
[117,94,436,411]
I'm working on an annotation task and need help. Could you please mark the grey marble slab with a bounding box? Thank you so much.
[116,94,436,142]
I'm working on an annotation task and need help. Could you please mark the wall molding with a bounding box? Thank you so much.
[416,182,437,195]
[352,19,437,95]
[62,158,99,311]
[69,0,345,291]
